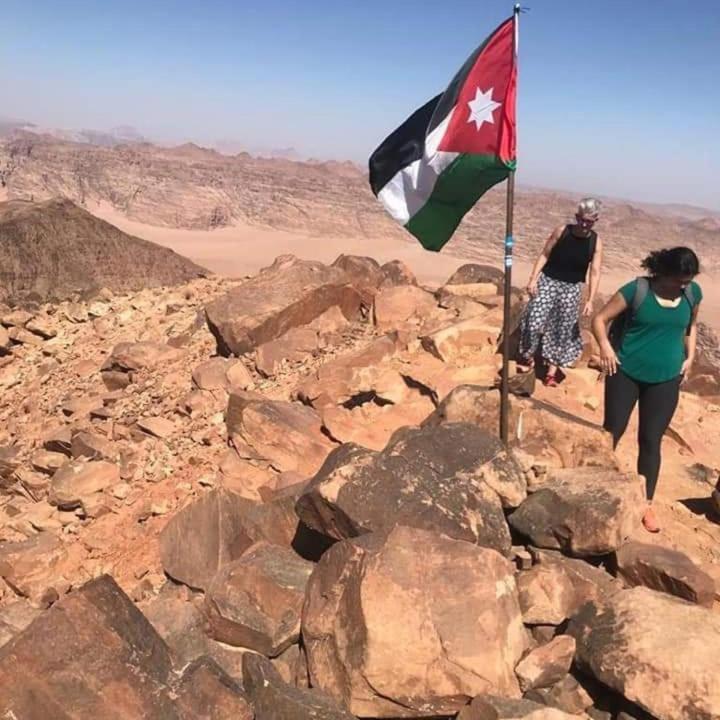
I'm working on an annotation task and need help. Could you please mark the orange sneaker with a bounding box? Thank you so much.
[642,507,660,533]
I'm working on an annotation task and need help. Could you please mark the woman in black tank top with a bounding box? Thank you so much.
[517,198,604,386]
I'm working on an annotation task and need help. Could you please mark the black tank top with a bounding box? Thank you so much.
[543,225,596,284]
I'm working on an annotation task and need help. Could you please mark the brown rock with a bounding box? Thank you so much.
[509,468,645,556]
[26,316,57,339]
[43,426,73,455]
[302,525,529,717]
[332,253,383,290]
[103,341,182,372]
[379,259,417,287]
[296,423,524,556]
[524,675,594,716]
[531,550,623,617]
[517,564,577,626]
[175,657,253,720]
[614,541,716,607]
[60,394,104,417]
[421,314,498,362]
[0,575,179,718]
[272,644,310,688]
[299,333,402,409]
[458,695,584,720]
[204,542,313,656]
[48,459,120,509]
[159,488,300,591]
[243,652,356,720]
[192,357,253,391]
[0,532,68,600]
[569,587,720,720]
[1,309,33,327]
[9,326,44,346]
[256,326,318,377]
[137,416,176,439]
[0,445,21,482]
[0,325,11,354]
[226,393,335,476]
[0,601,42,648]
[446,263,504,289]
[205,256,363,356]
[424,385,617,469]
[515,635,576,691]
[71,431,120,462]
[31,449,68,475]
[372,285,437,331]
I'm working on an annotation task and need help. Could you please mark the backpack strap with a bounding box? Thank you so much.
[630,277,649,315]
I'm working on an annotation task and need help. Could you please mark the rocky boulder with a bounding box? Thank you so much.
[243,652,356,720]
[379,259,417,287]
[446,263,505,289]
[203,542,314,656]
[226,393,336,476]
[509,468,645,556]
[48,459,120,510]
[457,696,587,720]
[0,532,68,601]
[514,635,576,692]
[568,587,720,720]
[302,525,529,717]
[424,385,617,469]
[0,575,178,718]
[205,256,363,356]
[372,285,437,331]
[614,541,715,607]
[102,341,182,373]
[159,488,300,591]
[296,423,526,556]
[420,314,498,362]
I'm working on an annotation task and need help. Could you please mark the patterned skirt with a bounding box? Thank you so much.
[518,272,583,367]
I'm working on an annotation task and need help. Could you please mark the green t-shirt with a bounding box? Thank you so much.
[617,279,702,384]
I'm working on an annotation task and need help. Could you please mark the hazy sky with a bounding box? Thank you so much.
[2,0,719,209]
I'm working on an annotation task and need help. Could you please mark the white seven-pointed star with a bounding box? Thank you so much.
[467,86,501,131]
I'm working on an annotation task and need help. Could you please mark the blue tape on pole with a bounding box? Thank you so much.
[505,234,514,250]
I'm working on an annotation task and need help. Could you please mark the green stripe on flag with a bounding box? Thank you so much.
[406,153,514,252]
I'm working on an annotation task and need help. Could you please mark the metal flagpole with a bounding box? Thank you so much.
[500,3,520,444]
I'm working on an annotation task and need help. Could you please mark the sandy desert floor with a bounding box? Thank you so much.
[93,203,720,332]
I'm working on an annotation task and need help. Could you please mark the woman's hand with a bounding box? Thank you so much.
[582,300,594,317]
[680,357,694,383]
[600,341,621,376]
[526,278,538,297]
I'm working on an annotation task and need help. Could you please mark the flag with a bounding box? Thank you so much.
[369,16,517,252]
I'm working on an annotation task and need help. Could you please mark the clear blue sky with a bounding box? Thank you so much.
[2,0,719,209]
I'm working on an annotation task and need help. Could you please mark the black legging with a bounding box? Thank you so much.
[603,370,680,501]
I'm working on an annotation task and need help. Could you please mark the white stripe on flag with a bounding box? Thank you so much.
[377,109,458,225]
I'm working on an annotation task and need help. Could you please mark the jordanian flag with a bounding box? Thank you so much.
[369,15,517,251]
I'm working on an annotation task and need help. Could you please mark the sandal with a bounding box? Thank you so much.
[516,358,535,374]
[543,373,558,388]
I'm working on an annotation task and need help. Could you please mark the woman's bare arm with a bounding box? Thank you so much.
[591,291,628,375]
[584,236,603,315]
[682,302,701,381]
[526,225,564,294]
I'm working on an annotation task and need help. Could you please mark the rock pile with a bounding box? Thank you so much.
[0,255,718,720]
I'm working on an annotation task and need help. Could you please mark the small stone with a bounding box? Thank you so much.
[151,500,170,516]
[112,483,131,500]
[137,417,176,439]
[515,635,577,691]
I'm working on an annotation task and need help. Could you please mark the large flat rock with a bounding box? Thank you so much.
[205,256,363,356]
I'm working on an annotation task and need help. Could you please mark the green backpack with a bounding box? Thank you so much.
[608,277,697,351]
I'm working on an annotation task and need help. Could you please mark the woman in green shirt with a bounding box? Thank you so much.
[592,247,702,533]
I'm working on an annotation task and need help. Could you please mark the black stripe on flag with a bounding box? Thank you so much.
[368,94,440,197]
